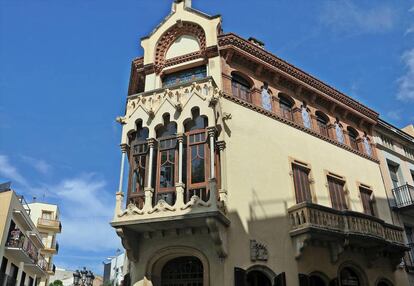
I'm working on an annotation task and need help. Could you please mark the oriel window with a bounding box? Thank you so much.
[162,66,207,88]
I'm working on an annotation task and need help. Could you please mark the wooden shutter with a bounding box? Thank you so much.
[274,272,286,286]
[388,164,399,188]
[298,274,310,286]
[359,187,374,216]
[328,176,347,210]
[292,164,312,203]
[234,267,246,286]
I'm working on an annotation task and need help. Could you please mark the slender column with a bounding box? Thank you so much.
[217,141,227,203]
[118,144,128,193]
[143,138,156,211]
[207,127,216,179]
[175,134,185,208]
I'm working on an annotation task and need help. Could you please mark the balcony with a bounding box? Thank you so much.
[42,240,59,254]
[392,184,414,215]
[288,202,407,266]
[25,253,49,276]
[47,264,56,275]
[37,218,62,233]
[404,243,414,272]
[5,232,39,264]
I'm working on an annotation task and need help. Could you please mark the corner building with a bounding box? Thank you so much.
[111,1,410,285]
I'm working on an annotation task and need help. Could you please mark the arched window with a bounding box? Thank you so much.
[301,102,311,129]
[376,279,393,286]
[246,270,272,286]
[363,134,372,156]
[261,82,272,111]
[316,111,329,138]
[309,275,327,286]
[184,109,209,203]
[347,127,359,151]
[128,124,149,209]
[231,72,252,103]
[156,114,178,205]
[161,256,203,286]
[279,94,294,121]
[339,267,361,286]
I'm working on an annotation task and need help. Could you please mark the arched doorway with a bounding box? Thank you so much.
[246,270,272,286]
[339,267,361,286]
[161,256,203,286]
[309,274,326,286]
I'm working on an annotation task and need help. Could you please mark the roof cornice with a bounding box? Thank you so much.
[218,33,379,123]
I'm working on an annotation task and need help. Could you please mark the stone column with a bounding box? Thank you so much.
[271,96,280,115]
[175,134,185,208]
[16,261,24,286]
[207,127,216,179]
[292,107,302,124]
[143,138,156,211]
[114,144,128,218]
[217,141,227,203]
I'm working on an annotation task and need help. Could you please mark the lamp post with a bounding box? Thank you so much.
[73,267,95,286]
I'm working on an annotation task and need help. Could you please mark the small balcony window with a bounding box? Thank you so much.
[162,66,207,88]
[279,94,294,121]
[359,187,375,216]
[316,111,329,138]
[347,127,359,151]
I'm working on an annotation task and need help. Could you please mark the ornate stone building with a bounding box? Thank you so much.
[111,1,411,285]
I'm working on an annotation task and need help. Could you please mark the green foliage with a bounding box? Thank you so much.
[49,280,63,286]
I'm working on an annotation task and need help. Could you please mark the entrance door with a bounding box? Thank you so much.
[161,256,203,286]
[246,270,271,286]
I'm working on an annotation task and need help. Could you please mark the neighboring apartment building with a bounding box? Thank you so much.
[27,202,62,285]
[111,1,411,285]
[103,252,124,286]
[374,121,414,285]
[49,268,103,286]
[0,184,49,286]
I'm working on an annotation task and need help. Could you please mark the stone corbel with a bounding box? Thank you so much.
[114,191,124,219]
[181,196,211,210]
[206,217,227,258]
[328,241,345,263]
[119,202,144,217]
[293,234,311,259]
[116,228,139,263]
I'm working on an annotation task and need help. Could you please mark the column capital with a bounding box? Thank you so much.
[207,126,217,137]
[217,141,226,151]
[176,133,185,143]
[147,138,157,147]
[120,143,129,153]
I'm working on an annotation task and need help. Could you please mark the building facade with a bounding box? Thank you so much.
[111,1,411,285]
[374,122,414,285]
[0,185,49,286]
[27,202,62,285]
[103,252,124,286]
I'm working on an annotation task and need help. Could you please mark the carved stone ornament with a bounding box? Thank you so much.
[250,240,268,262]
[181,195,211,210]
[118,203,144,217]
[148,199,176,214]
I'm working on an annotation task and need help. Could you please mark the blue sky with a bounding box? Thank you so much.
[1,0,414,275]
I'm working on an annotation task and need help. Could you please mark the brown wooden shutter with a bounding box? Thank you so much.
[274,272,286,286]
[360,187,374,216]
[328,176,347,210]
[293,164,312,203]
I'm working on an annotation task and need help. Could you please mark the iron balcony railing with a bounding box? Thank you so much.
[405,242,414,271]
[37,218,62,232]
[392,184,414,208]
[0,273,16,286]
[6,231,38,262]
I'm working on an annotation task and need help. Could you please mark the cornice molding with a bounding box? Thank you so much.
[222,93,378,163]
[218,33,379,122]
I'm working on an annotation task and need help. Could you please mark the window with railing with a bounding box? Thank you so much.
[231,72,252,103]
[162,66,207,88]
[327,175,348,210]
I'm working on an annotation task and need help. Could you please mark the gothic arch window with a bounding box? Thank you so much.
[315,111,330,138]
[279,94,295,121]
[128,122,149,209]
[155,114,178,205]
[161,256,203,286]
[184,108,210,203]
[231,72,253,103]
[347,127,359,151]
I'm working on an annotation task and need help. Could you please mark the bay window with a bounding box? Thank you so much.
[162,66,207,88]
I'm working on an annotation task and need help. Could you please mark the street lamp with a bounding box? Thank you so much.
[73,267,95,286]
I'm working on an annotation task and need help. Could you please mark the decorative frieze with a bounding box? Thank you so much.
[250,240,268,262]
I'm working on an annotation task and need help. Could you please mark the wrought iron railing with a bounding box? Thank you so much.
[6,232,38,262]
[404,243,414,270]
[392,184,414,208]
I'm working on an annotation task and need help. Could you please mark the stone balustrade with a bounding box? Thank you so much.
[289,202,405,245]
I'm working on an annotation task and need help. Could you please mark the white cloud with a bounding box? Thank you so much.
[20,155,52,175]
[397,48,414,102]
[0,155,29,187]
[320,1,396,34]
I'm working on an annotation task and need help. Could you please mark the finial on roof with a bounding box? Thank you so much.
[174,0,192,8]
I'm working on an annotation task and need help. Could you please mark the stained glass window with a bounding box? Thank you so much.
[162,66,207,88]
